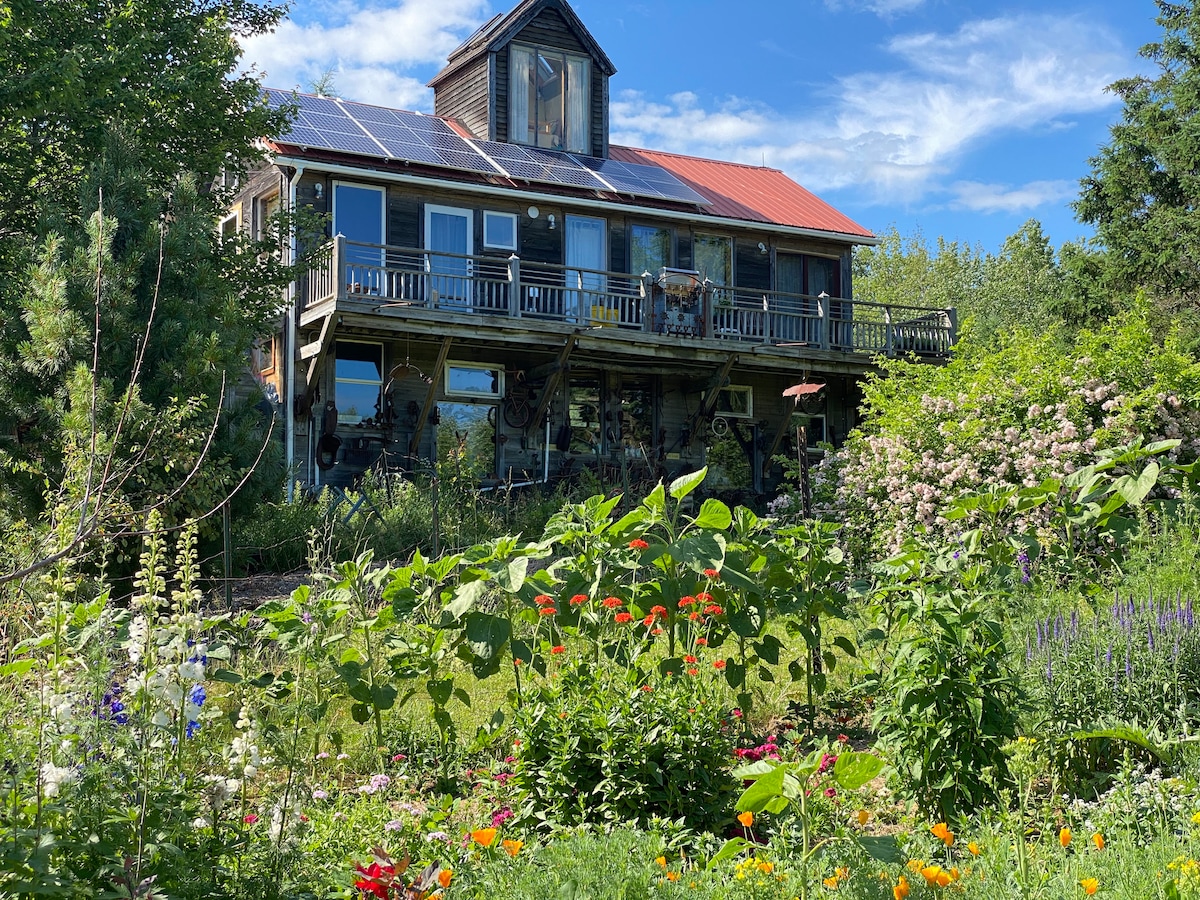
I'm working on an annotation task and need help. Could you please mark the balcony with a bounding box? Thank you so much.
[300,236,957,357]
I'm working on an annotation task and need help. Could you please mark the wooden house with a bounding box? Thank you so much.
[233,0,955,497]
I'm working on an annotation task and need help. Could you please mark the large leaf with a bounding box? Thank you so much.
[1113,461,1159,506]
[857,835,905,864]
[833,751,884,790]
[736,763,787,813]
[669,467,708,500]
[705,838,749,871]
[675,532,726,571]
[494,557,529,593]
[728,603,764,638]
[464,612,511,660]
[1065,727,1167,763]
[692,498,732,530]
[444,579,487,620]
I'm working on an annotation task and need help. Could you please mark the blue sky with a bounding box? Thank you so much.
[240,0,1163,256]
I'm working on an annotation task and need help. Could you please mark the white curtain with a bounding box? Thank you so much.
[565,215,606,322]
[510,47,534,144]
[566,56,590,154]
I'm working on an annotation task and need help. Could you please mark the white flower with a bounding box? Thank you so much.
[151,711,171,728]
[178,660,205,681]
[40,763,77,798]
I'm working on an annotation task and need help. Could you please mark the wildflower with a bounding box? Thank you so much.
[1060,827,1072,848]
[392,753,407,762]
[703,568,720,579]
[570,594,588,606]
[684,655,698,664]
[513,658,523,666]
[696,592,714,603]
[354,861,395,899]
[931,822,954,847]
[629,538,649,550]
[824,876,840,889]
[824,786,837,798]
[758,860,775,874]
[615,612,633,624]
[1080,878,1098,895]
[551,645,566,655]
[337,752,349,760]
[857,810,870,826]
[655,856,667,868]
[602,596,624,609]
[438,869,453,888]
[643,614,655,626]
[650,604,667,617]
[1092,832,1104,850]
[893,875,910,899]
[967,841,980,856]
[687,667,699,676]
[665,871,681,882]
[312,789,329,800]
[535,594,554,606]
[244,814,259,824]
[385,820,403,832]
[472,827,498,848]
[678,596,697,607]
[704,604,724,615]
[641,685,652,692]
[491,807,514,828]
[837,734,849,743]
[737,811,754,827]
[696,637,708,646]
[503,839,523,857]
[40,763,78,798]
[713,659,727,670]
[539,607,557,617]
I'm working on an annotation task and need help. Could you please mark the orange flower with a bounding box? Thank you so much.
[1081,877,1099,895]
[857,809,870,826]
[678,596,697,607]
[713,659,727,670]
[931,822,955,847]
[893,875,910,900]
[551,645,566,655]
[642,614,655,626]
[1059,827,1072,848]
[665,871,680,882]
[695,637,708,646]
[438,869,453,888]
[703,604,723,615]
[687,667,699,676]
[737,811,754,827]
[614,612,633,624]
[628,538,649,549]
[655,856,667,868]
[967,841,981,856]
[534,594,554,606]
[602,596,623,609]
[569,594,588,606]
[502,839,523,857]
[471,827,497,848]
[684,655,698,664]
[703,568,720,579]
[538,607,556,616]
[1091,832,1104,850]
[823,876,840,889]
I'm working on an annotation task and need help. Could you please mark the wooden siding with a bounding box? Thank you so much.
[432,55,490,140]
[387,194,421,250]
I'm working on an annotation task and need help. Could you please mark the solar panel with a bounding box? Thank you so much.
[265,89,711,205]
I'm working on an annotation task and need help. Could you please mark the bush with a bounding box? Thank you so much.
[512,662,738,832]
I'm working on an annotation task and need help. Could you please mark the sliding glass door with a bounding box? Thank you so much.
[425,205,473,311]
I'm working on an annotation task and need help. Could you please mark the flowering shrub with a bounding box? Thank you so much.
[804,308,1200,563]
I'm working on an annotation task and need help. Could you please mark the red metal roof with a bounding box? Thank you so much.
[610,145,874,240]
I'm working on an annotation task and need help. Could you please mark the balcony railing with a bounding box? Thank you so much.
[300,237,957,356]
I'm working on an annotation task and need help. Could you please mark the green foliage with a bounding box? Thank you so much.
[511,663,737,832]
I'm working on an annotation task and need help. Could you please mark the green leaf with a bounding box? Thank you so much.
[1065,727,1168,763]
[427,677,454,707]
[692,498,732,530]
[1115,461,1159,506]
[857,835,905,864]
[464,612,511,661]
[675,532,727,571]
[833,751,884,790]
[736,763,787,813]
[445,579,487,620]
[494,556,529,593]
[669,467,708,500]
[350,703,371,724]
[728,604,764,638]
[705,838,749,870]
[832,635,857,658]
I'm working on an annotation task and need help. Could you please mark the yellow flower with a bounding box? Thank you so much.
[1080,877,1099,895]
[737,811,754,828]
[1091,832,1104,851]
[471,827,497,848]
[967,841,981,856]
[666,871,680,882]
[857,809,870,826]
[920,865,943,886]
[906,859,924,873]
[502,839,523,857]
[931,822,955,847]
[655,856,667,868]
[757,860,775,875]
[823,876,839,889]
[1060,827,1072,849]
[893,875,910,900]
[1192,811,1200,826]
[835,867,849,880]
[438,869,453,889]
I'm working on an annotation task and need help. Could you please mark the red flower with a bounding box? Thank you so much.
[551,645,566,654]
[652,627,663,635]
[703,568,721,580]
[602,596,624,609]
[650,605,667,617]
[687,667,700,676]
[243,814,259,824]
[513,658,523,666]
[570,594,588,606]
[615,612,633,624]
[354,862,396,900]
[688,612,701,621]
[696,637,708,646]
[539,607,557,616]
[678,596,697,607]
[641,684,653,692]
[684,655,698,664]
[703,604,724,615]
[837,734,849,743]
[642,614,655,627]
[628,538,649,550]
[696,592,714,603]
[713,659,727,670]
[535,594,555,606]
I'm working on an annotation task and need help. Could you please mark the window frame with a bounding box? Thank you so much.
[629,223,673,277]
[218,211,240,243]
[334,340,385,426]
[693,232,734,285]
[509,43,592,155]
[444,362,504,399]
[715,385,754,419]
[483,211,518,251]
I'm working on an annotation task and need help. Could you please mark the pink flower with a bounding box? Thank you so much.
[244,814,259,824]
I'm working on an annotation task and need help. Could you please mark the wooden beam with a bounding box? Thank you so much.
[299,339,324,360]
[526,333,578,437]
[691,353,739,433]
[409,336,454,456]
[762,404,795,479]
[525,359,571,383]
[301,313,337,412]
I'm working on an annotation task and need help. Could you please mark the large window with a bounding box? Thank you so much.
[510,45,591,154]
[630,224,671,277]
[335,341,383,426]
[693,234,732,285]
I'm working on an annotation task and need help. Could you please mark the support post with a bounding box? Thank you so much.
[334,233,347,303]
[508,254,521,318]
[409,336,454,456]
[884,305,894,356]
[641,272,653,332]
[818,291,831,350]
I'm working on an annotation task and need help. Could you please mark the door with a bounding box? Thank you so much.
[333,182,385,295]
[565,214,606,323]
[425,205,473,310]
[776,252,816,344]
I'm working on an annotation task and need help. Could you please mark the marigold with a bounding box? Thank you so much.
[713,659,727,670]
[737,811,754,827]
[1091,832,1104,850]
[602,596,624,609]
[439,869,453,888]
[931,822,954,847]
[614,611,633,624]
[665,871,680,882]
[1080,877,1098,895]
[551,645,566,655]
[570,594,588,606]
[538,607,556,616]
[502,839,523,857]
[629,538,649,549]
[1060,827,1072,848]
[471,827,497,848]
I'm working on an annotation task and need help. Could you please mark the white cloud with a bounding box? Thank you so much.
[825,0,926,17]
[610,13,1125,204]
[948,179,1077,214]
[239,0,489,108]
